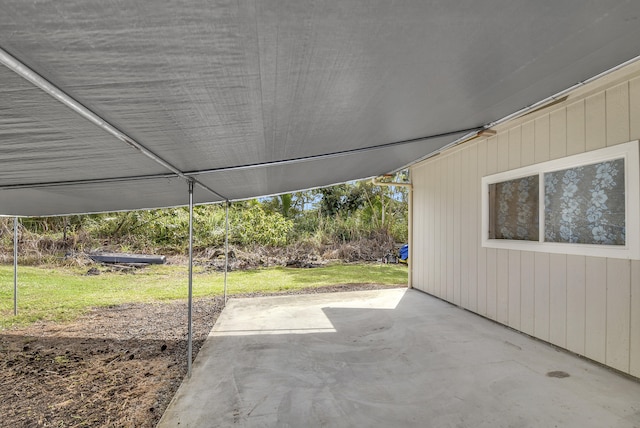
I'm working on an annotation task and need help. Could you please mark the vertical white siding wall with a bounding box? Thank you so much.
[411,66,640,378]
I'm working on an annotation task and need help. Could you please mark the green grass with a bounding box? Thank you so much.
[0,263,407,329]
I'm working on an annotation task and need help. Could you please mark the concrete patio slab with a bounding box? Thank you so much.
[158,288,640,427]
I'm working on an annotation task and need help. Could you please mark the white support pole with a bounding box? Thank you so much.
[224,201,229,305]
[13,217,18,316]
[187,180,194,377]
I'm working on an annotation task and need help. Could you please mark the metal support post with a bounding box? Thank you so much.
[187,180,194,377]
[13,217,18,316]
[224,201,229,305]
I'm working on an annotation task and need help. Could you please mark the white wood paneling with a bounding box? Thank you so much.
[567,100,586,155]
[606,83,630,147]
[453,152,462,305]
[486,248,497,320]
[414,164,423,291]
[420,164,428,292]
[446,155,454,302]
[430,164,438,294]
[498,132,509,173]
[534,252,550,341]
[414,164,426,292]
[631,77,640,141]
[419,164,427,292]
[520,251,535,335]
[521,120,535,166]
[534,115,550,163]
[436,164,442,296]
[508,250,521,329]
[441,157,449,299]
[468,143,479,312]
[549,108,567,160]
[422,163,428,292]
[549,254,567,348]
[433,162,447,297]
[606,259,630,372]
[423,162,431,293]
[509,127,522,170]
[497,249,509,324]
[585,257,607,363]
[477,142,488,316]
[460,149,470,309]
[428,161,440,294]
[410,61,640,378]
[631,261,640,378]
[566,255,586,355]
[487,136,498,173]
[585,93,606,152]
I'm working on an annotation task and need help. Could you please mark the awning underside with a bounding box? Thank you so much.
[1,0,640,216]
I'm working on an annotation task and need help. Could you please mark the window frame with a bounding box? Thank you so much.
[481,140,640,259]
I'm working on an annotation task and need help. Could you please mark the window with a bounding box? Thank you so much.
[488,175,539,241]
[482,140,640,259]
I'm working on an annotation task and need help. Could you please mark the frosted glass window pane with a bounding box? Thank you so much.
[544,158,625,245]
[489,175,539,241]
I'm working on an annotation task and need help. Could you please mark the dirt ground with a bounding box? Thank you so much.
[0,283,401,428]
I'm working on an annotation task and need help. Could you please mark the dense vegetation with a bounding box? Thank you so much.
[0,177,409,264]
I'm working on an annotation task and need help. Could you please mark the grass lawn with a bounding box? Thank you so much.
[0,262,407,329]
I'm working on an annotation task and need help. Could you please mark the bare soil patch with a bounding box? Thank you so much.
[0,283,401,428]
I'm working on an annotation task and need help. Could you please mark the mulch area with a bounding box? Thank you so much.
[0,283,402,428]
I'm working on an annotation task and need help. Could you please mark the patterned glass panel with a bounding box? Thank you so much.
[490,175,539,241]
[544,158,625,245]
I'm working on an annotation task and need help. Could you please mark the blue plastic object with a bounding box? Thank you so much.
[399,244,409,261]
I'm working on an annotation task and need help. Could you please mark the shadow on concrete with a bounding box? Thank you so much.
[158,289,640,428]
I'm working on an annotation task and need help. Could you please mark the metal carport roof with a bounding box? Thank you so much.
[2,0,640,216]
